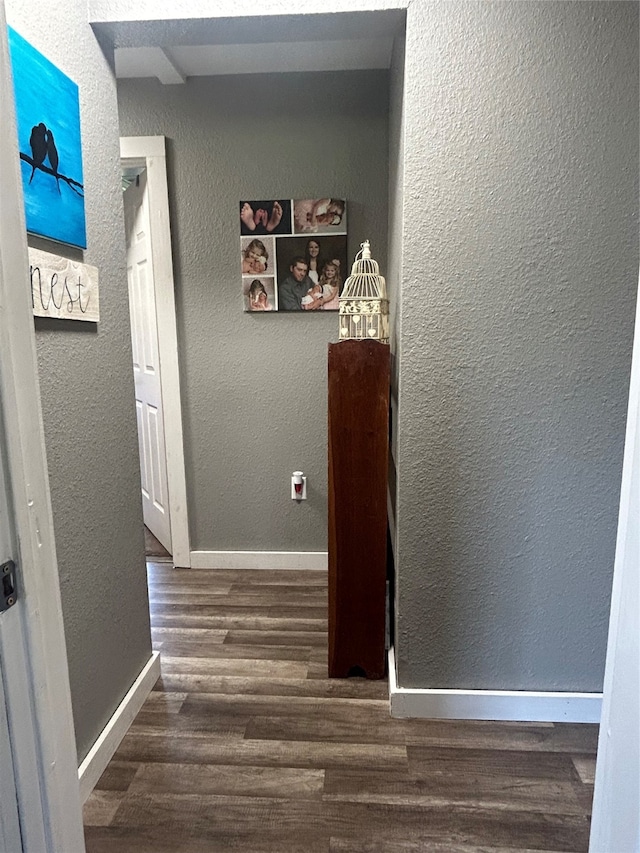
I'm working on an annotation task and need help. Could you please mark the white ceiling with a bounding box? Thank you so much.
[114,37,395,82]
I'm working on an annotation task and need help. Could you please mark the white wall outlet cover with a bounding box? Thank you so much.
[291,475,307,500]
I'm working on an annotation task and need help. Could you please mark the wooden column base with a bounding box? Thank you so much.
[328,340,390,679]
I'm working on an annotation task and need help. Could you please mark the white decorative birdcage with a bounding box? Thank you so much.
[338,240,389,343]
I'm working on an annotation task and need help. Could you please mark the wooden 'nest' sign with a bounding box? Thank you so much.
[29,247,99,323]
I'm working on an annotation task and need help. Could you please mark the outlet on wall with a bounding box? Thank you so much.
[291,474,307,500]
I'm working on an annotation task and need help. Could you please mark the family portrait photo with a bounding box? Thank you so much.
[239,197,347,313]
[276,235,347,312]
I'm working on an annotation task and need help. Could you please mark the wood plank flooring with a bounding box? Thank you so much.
[144,526,172,560]
[83,563,598,852]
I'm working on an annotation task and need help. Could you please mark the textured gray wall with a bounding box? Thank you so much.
[396,1,639,691]
[387,32,405,541]
[6,0,151,760]
[118,71,389,552]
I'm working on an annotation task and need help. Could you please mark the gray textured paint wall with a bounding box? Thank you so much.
[387,32,405,540]
[6,0,151,760]
[118,71,389,552]
[395,1,639,691]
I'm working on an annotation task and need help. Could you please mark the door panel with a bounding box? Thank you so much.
[0,404,38,852]
[124,172,172,552]
[0,604,47,852]
[148,406,165,509]
[0,660,22,852]
[135,399,149,500]
[0,411,22,853]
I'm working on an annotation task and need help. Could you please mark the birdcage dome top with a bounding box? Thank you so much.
[340,240,387,301]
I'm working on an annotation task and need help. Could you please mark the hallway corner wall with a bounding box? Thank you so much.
[394,0,639,692]
[118,70,389,553]
[387,30,405,555]
[5,1,152,761]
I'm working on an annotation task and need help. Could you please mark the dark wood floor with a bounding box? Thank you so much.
[84,563,598,852]
[144,526,172,560]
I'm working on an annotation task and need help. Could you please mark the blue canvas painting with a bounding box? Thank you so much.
[8,27,86,249]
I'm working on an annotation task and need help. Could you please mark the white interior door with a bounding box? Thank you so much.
[124,171,172,552]
[0,4,22,837]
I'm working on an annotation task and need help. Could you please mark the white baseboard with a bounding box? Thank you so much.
[78,651,160,802]
[190,550,328,570]
[388,648,602,724]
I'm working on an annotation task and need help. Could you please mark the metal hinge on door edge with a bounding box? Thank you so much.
[0,560,17,613]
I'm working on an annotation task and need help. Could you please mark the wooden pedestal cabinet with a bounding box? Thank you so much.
[328,339,390,679]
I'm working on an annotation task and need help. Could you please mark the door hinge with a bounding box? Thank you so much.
[1,560,17,613]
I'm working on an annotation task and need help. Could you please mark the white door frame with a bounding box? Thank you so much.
[120,136,190,568]
[0,2,85,848]
[589,272,640,853]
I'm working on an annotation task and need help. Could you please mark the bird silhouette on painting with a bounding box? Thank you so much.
[28,122,47,183]
[28,123,61,192]
[45,128,60,193]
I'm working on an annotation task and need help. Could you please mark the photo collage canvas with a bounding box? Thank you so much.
[240,199,347,312]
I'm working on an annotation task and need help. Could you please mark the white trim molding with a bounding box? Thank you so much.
[78,652,160,802]
[190,550,328,570]
[589,273,640,853]
[89,0,409,25]
[120,136,191,568]
[388,648,602,724]
[120,134,166,160]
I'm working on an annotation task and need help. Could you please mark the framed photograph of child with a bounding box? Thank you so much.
[241,235,275,278]
[293,198,347,235]
[243,277,276,312]
[240,199,292,236]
